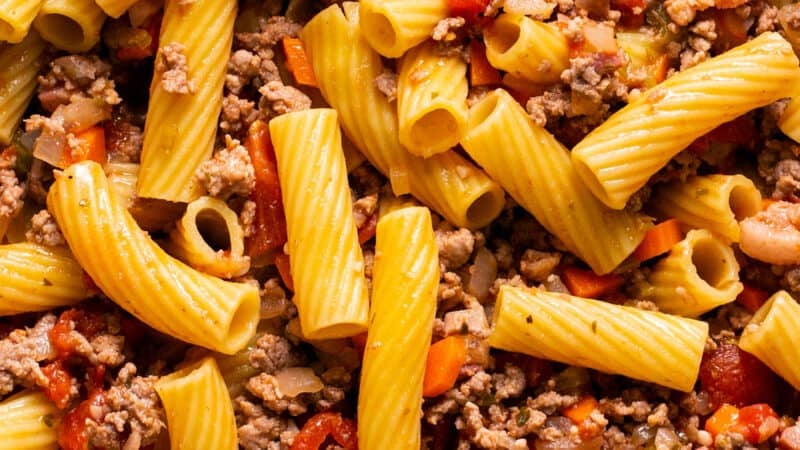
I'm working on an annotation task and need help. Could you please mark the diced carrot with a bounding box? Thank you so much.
[423,336,467,397]
[275,252,294,292]
[357,212,378,244]
[761,198,776,211]
[631,218,682,262]
[562,395,598,425]
[282,37,318,88]
[705,403,740,437]
[736,284,770,314]
[447,0,491,24]
[469,40,501,86]
[561,266,624,299]
[732,404,780,444]
[62,126,106,167]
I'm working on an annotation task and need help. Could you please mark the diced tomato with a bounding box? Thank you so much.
[41,360,76,409]
[447,0,491,24]
[733,404,780,444]
[711,9,749,52]
[58,389,107,450]
[357,212,378,244]
[736,284,770,314]
[699,342,779,409]
[291,412,358,450]
[688,115,757,154]
[49,309,106,359]
[612,0,646,28]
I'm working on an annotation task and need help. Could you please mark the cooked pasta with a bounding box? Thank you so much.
[358,0,448,58]
[104,162,139,209]
[649,174,762,243]
[489,285,708,392]
[94,0,139,19]
[461,88,651,274]
[301,2,505,229]
[166,196,250,279]
[269,108,369,340]
[47,161,259,354]
[0,390,60,450]
[0,31,46,146]
[779,96,800,144]
[155,357,237,450]
[358,206,438,450]
[0,0,44,43]
[570,32,800,209]
[636,229,742,317]
[137,0,236,203]
[33,0,105,52]
[739,291,800,390]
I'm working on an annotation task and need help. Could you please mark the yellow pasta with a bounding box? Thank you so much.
[33,0,105,52]
[489,285,708,392]
[104,162,140,209]
[358,0,448,58]
[571,32,800,209]
[483,13,569,84]
[397,41,468,158]
[301,2,505,229]
[94,0,139,19]
[0,243,89,316]
[461,89,650,274]
[779,96,800,144]
[636,229,742,317]
[739,291,800,390]
[0,31,46,146]
[0,0,44,43]
[47,161,259,354]
[137,0,236,203]
[166,196,250,279]
[269,109,369,340]
[358,206,439,450]
[0,390,60,450]
[156,357,237,450]
[649,174,761,242]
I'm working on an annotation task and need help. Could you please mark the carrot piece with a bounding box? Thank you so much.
[631,218,683,262]
[282,37,318,88]
[705,403,740,437]
[561,266,624,299]
[469,40,501,86]
[423,336,467,397]
[63,126,107,166]
[562,395,598,425]
[732,404,780,444]
[736,284,770,313]
[274,252,294,292]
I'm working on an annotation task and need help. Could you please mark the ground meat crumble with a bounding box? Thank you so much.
[156,42,196,95]
[196,135,256,198]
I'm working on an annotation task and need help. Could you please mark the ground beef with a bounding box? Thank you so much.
[258,81,312,116]
[664,0,715,26]
[235,396,297,450]
[443,308,491,339]
[436,226,476,270]
[773,159,800,201]
[0,165,24,223]
[560,52,627,121]
[249,333,303,374]
[462,402,529,449]
[54,316,126,367]
[240,199,256,238]
[226,49,278,94]
[196,136,256,198]
[432,17,466,41]
[519,249,561,282]
[374,69,398,103]
[157,42,196,95]
[37,55,121,111]
[25,209,65,246]
[0,314,56,395]
[221,94,258,136]
[352,193,377,229]
[237,16,302,50]
[526,87,571,128]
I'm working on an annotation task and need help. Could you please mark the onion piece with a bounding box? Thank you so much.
[274,367,324,398]
[32,129,67,169]
[53,97,110,133]
[467,247,497,301]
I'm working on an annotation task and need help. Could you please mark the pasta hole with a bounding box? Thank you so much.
[729,184,761,221]
[226,292,260,352]
[196,210,231,252]
[467,93,500,130]
[410,109,459,150]
[691,239,730,288]
[485,19,521,55]
[361,12,396,50]
[37,14,84,49]
[466,189,505,228]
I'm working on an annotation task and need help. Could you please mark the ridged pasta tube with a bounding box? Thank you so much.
[358,0,448,58]
[270,109,369,340]
[47,161,259,354]
[33,0,105,52]
[483,14,569,84]
[0,31,46,145]
[104,162,139,209]
[461,89,651,274]
[301,2,505,229]
[0,0,44,43]
[489,286,708,392]
[0,243,90,316]
[739,291,800,390]
[138,0,236,203]
[0,390,60,450]
[397,41,468,158]
[156,357,237,450]
[637,229,742,317]
[95,0,139,19]
[166,196,250,279]
[571,32,800,210]
[358,206,439,450]
[779,96,800,144]
[649,174,761,243]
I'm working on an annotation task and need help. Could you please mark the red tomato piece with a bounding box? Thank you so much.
[291,412,358,450]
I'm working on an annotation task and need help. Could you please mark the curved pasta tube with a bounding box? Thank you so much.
[571,32,800,209]
[739,291,800,390]
[462,89,651,274]
[358,206,439,450]
[489,286,708,392]
[483,14,569,84]
[358,0,448,58]
[47,161,259,354]
[636,229,741,317]
[0,31,46,146]
[779,96,800,144]
[104,162,140,209]
[270,109,369,340]
[0,390,60,450]
[156,357,237,450]
[301,2,505,229]
[94,0,139,19]
[0,0,43,43]
[166,196,250,279]
[138,0,236,203]
[649,175,761,243]
[0,243,90,316]
[33,0,105,53]
[397,41,468,158]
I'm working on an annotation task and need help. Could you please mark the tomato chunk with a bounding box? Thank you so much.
[291,412,358,450]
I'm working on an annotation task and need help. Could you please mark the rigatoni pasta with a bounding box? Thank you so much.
[94,0,139,19]
[33,0,105,52]
[489,285,708,392]
[571,32,800,209]
[358,0,448,57]
[358,206,438,450]
[0,0,44,43]
[0,390,60,450]
[0,31,46,146]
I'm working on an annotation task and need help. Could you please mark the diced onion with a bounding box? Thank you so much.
[53,98,110,133]
[274,367,324,398]
[467,247,497,302]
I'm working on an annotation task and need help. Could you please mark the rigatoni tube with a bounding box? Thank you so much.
[0,31,46,146]
[358,0,448,57]
[0,0,44,43]
[0,390,61,449]
[33,0,105,52]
